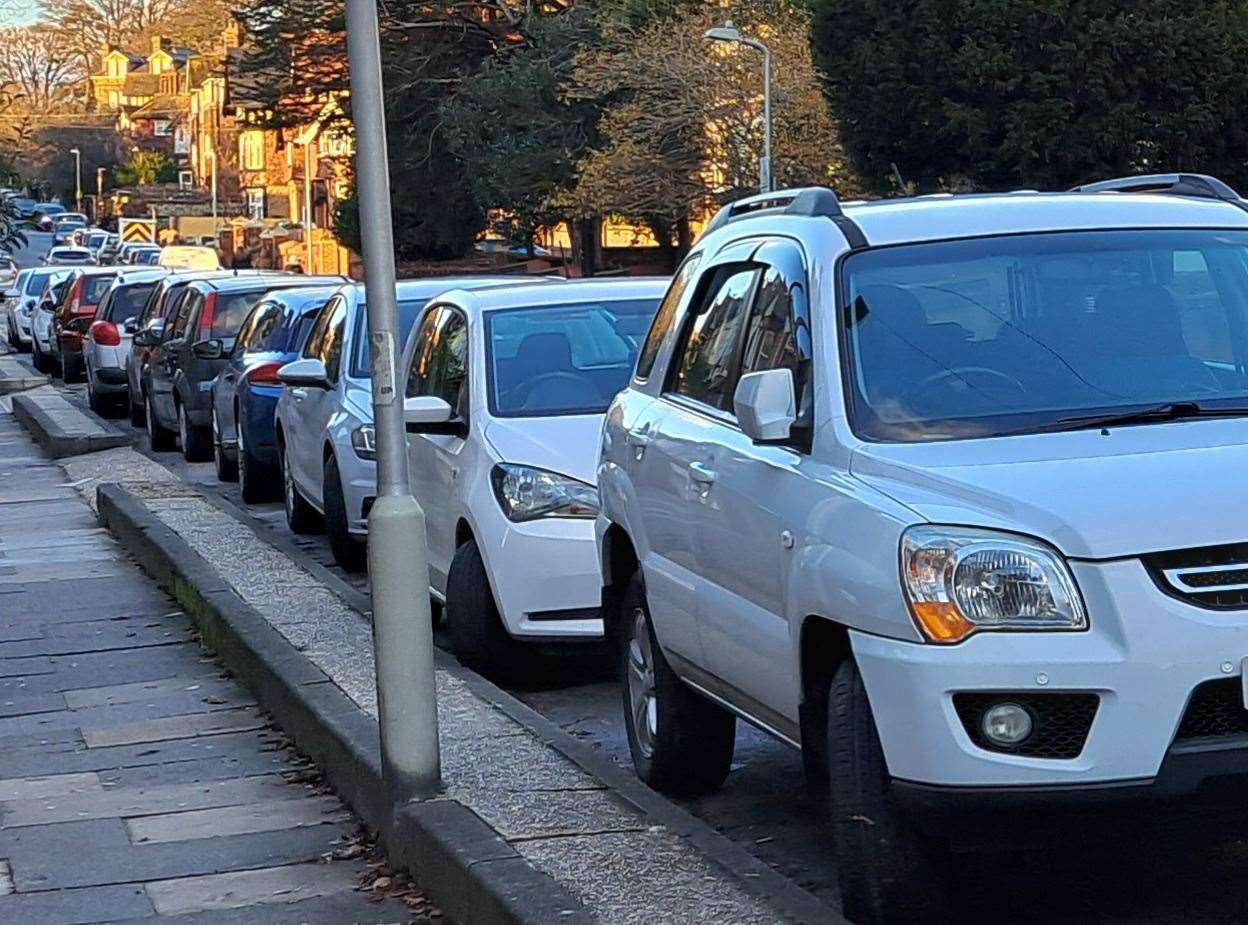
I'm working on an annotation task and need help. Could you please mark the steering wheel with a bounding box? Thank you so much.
[902,366,1027,406]
[508,371,596,410]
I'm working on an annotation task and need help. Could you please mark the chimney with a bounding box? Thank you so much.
[224,11,246,50]
[151,35,172,54]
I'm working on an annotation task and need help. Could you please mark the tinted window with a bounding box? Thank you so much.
[237,302,280,352]
[351,298,433,377]
[302,297,337,359]
[319,311,347,381]
[637,255,700,380]
[843,229,1248,442]
[406,307,469,416]
[83,276,114,304]
[103,282,157,323]
[207,291,269,340]
[25,271,51,296]
[487,298,661,416]
[669,268,759,412]
[168,291,197,338]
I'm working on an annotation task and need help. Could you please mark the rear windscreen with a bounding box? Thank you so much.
[210,291,268,340]
[104,283,157,323]
[83,276,114,304]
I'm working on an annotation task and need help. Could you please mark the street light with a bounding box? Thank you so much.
[704,21,773,193]
[69,147,83,212]
[206,148,217,232]
[344,0,441,799]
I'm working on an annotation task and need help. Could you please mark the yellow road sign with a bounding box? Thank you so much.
[120,220,156,243]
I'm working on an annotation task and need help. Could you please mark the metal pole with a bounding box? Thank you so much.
[344,0,441,799]
[209,151,218,233]
[303,140,314,272]
[95,168,104,224]
[72,149,82,212]
[760,46,772,192]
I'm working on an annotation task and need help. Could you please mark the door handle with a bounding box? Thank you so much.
[688,461,717,485]
[625,425,651,448]
[290,388,307,401]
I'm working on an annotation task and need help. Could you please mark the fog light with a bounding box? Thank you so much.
[981,702,1033,747]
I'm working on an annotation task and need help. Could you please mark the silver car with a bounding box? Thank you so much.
[83,268,169,416]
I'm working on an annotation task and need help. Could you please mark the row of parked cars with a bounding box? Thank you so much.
[14,174,1248,923]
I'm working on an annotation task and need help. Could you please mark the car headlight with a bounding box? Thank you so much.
[900,526,1087,643]
[350,424,376,460]
[491,463,598,522]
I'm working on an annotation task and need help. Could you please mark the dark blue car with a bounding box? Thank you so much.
[210,285,337,502]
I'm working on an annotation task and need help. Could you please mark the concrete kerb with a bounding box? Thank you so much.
[12,389,132,457]
[0,356,50,394]
[97,483,592,925]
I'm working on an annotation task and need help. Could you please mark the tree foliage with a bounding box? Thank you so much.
[113,149,177,185]
[810,0,1248,193]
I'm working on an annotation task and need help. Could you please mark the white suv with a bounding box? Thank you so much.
[275,276,555,571]
[400,278,666,682]
[597,175,1248,923]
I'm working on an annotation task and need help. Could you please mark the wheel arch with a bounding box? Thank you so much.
[797,614,853,793]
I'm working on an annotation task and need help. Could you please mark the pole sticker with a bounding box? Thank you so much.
[371,330,397,405]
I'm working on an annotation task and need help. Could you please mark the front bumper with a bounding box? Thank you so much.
[339,450,376,537]
[475,503,603,640]
[853,558,1248,789]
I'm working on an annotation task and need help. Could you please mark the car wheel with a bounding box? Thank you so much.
[178,403,212,462]
[619,573,736,794]
[281,441,321,534]
[323,454,366,572]
[129,386,145,426]
[31,339,47,372]
[237,420,277,504]
[446,539,539,686]
[146,392,176,451]
[212,407,238,482]
[61,352,81,384]
[828,659,948,924]
[87,375,106,415]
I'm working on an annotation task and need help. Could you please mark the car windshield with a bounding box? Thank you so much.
[350,298,431,378]
[842,229,1248,442]
[103,282,157,323]
[486,298,660,416]
[25,271,51,295]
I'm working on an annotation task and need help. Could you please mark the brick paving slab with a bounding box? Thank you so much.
[0,418,422,924]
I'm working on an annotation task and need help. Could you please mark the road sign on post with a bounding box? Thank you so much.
[343,0,442,800]
[119,218,156,243]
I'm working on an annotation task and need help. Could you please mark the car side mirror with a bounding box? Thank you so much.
[734,368,797,443]
[122,316,138,334]
[277,357,331,389]
[403,396,453,428]
[192,338,224,360]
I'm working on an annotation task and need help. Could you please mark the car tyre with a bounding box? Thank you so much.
[61,352,82,384]
[179,402,212,462]
[212,407,238,482]
[87,375,109,415]
[446,539,535,685]
[323,453,366,572]
[238,418,277,504]
[31,338,48,373]
[619,573,735,794]
[146,392,176,451]
[281,440,321,534]
[828,659,948,924]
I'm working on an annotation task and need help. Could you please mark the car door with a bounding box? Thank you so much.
[403,304,471,592]
[689,241,815,731]
[635,255,760,666]
[154,290,198,423]
[291,296,346,506]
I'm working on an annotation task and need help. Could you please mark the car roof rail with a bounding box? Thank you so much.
[700,186,868,247]
[1069,173,1243,202]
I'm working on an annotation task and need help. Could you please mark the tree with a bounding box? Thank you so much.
[0,26,80,113]
[113,149,176,185]
[569,0,854,254]
[810,0,1248,193]
[44,0,181,77]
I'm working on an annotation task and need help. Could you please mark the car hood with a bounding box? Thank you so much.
[482,415,603,486]
[850,419,1248,559]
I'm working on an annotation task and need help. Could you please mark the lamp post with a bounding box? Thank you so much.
[704,21,773,193]
[206,148,218,233]
[344,0,441,799]
[69,147,83,212]
[302,139,313,272]
[95,167,105,224]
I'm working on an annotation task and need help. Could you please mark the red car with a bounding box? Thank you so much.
[54,268,117,383]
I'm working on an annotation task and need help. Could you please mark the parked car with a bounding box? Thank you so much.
[275,276,557,569]
[118,243,161,265]
[158,245,220,271]
[52,267,118,382]
[145,274,335,460]
[32,203,66,227]
[0,254,17,289]
[44,246,94,267]
[83,268,168,415]
[81,230,109,256]
[97,235,121,265]
[3,268,33,349]
[595,176,1248,923]
[210,285,339,499]
[396,278,665,680]
[30,271,72,373]
[125,270,271,426]
[10,268,61,354]
[11,197,36,218]
[52,220,85,246]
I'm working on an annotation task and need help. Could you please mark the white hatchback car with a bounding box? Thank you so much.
[275,276,553,571]
[4,268,34,349]
[597,175,1248,923]
[83,268,169,415]
[399,279,666,681]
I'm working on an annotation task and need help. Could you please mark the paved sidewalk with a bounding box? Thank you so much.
[0,412,419,924]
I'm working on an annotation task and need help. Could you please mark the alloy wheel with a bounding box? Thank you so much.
[283,449,296,518]
[626,607,658,760]
[212,410,224,469]
[178,405,189,452]
[236,419,248,495]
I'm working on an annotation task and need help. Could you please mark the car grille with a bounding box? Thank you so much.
[953,692,1099,759]
[1144,543,1248,609]
[1174,678,1248,742]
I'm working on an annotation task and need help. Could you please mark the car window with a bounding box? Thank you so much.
[351,297,434,378]
[104,282,157,323]
[237,301,278,353]
[668,267,760,413]
[406,306,469,416]
[842,229,1248,442]
[83,276,113,304]
[318,304,347,382]
[168,291,198,339]
[302,296,339,359]
[487,298,661,416]
[637,254,701,380]
[207,291,269,340]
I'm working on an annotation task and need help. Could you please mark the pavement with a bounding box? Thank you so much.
[0,410,425,923]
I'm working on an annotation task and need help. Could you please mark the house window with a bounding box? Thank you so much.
[246,189,265,220]
[107,91,120,108]
[178,171,193,190]
[153,120,171,136]
[239,131,265,170]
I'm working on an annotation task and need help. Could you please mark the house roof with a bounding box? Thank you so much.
[122,72,161,96]
[130,94,189,120]
[186,56,222,90]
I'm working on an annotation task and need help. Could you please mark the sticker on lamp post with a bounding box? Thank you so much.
[371,330,397,405]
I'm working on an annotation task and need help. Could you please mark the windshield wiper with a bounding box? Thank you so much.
[1051,401,1248,432]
